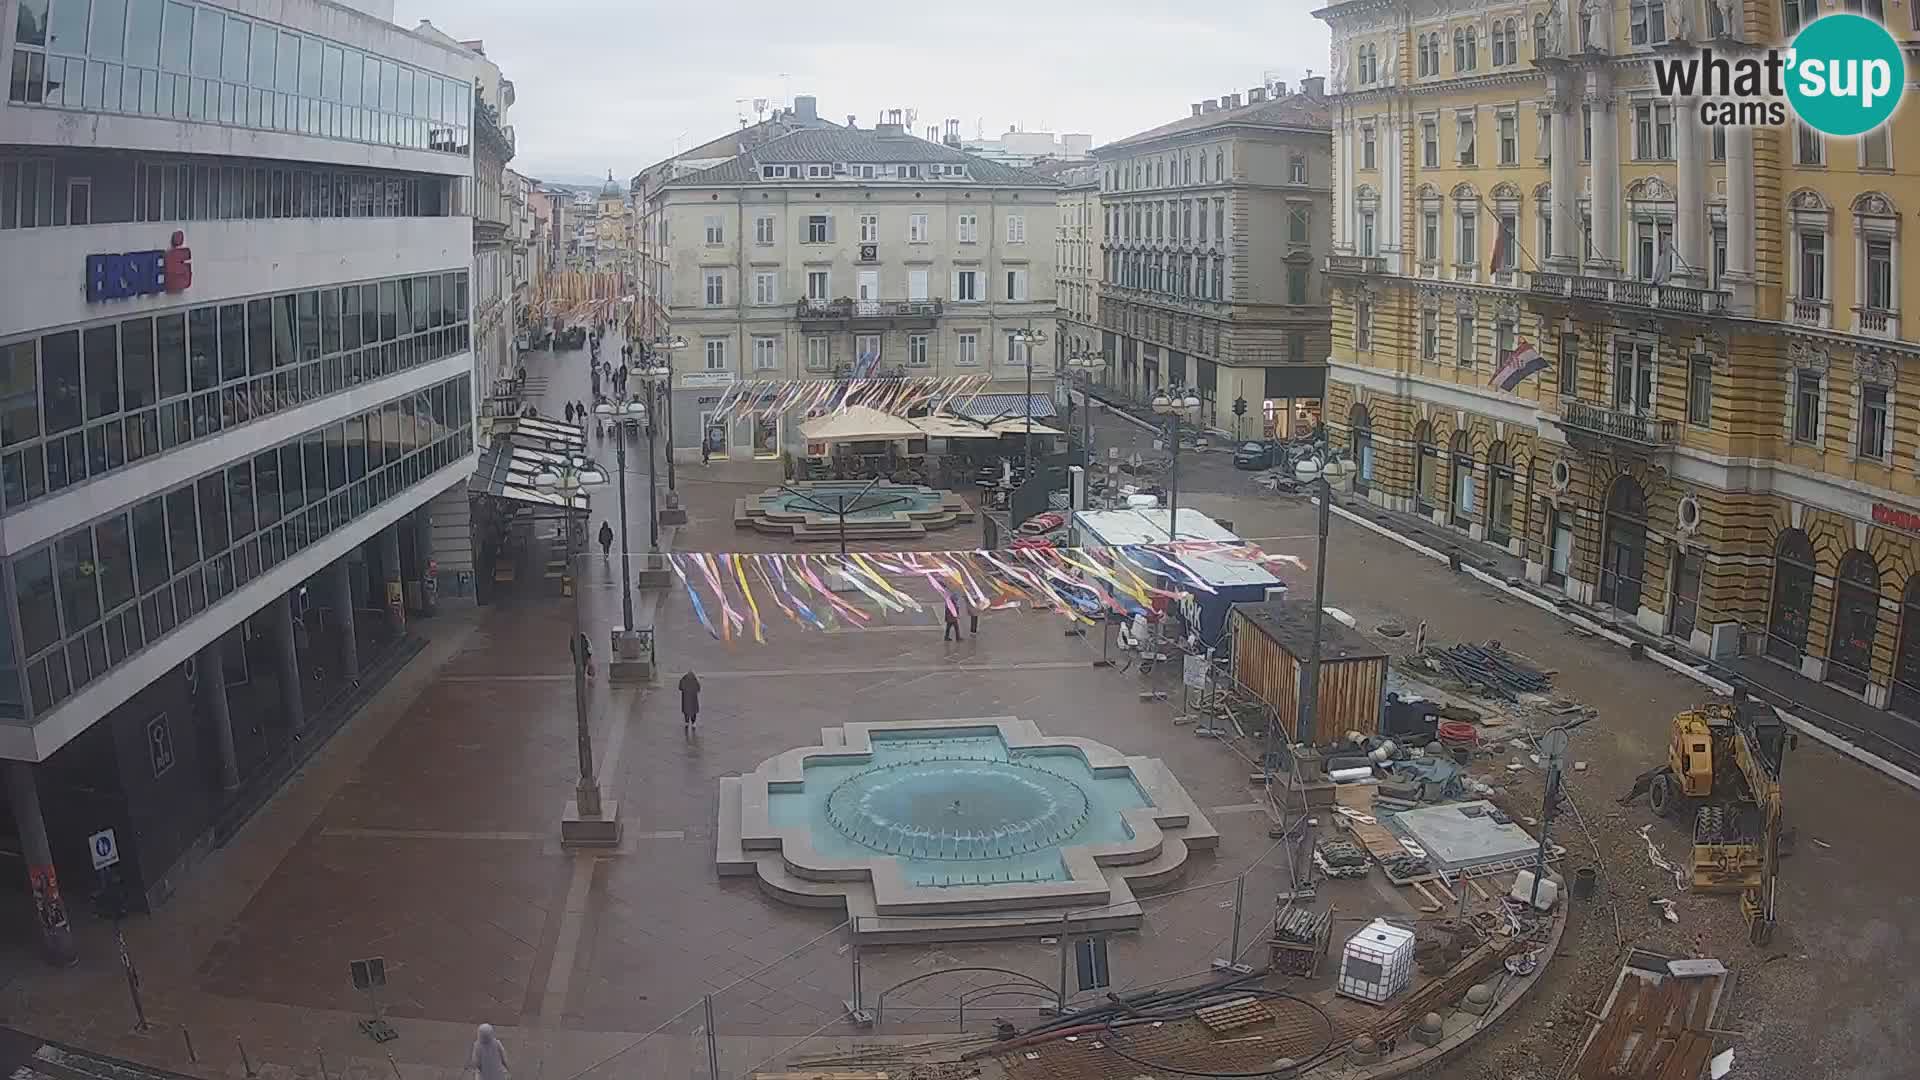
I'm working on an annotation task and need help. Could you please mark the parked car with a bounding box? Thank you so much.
[1233,441,1278,470]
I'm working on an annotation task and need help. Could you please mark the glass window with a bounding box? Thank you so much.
[17,0,51,47]
[156,312,186,398]
[47,0,89,53]
[320,43,340,99]
[298,35,319,97]
[253,448,280,524]
[339,49,360,107]
[303,433,326,506]
[83,325,120,421]
[159,1,191,73]
[95,514,134,611]
[121,317,156,409]
[15,548,60,658]
[218,303,246,383]
[268,295,294,368]
[275,30,297,93]
[1,341,40,446]
[279,443,303,509]
[56,530,100,632]
[319,288,340,355]
[378,280,398,341]
[40,330,82,434]
[165,486,198,571]
[130,496,168,593]
[226,461,254,537]
[221,15,248,84]
[360,54,378,109]
[91,0,129,60]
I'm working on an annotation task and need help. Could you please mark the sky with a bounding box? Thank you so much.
[393,0,1333,183]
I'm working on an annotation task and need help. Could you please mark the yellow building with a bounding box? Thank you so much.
[1314,0,1920,713]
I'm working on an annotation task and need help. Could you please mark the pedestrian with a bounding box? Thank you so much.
[597,521,614,558]
[680,670,701,733]
[466,1023,508,1080]
[564,402,575,424]
[943,603,963,641]
[967,594,979,636]
[701,438,712,465]
[571,630,595,682]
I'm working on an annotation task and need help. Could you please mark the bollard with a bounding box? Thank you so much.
[386,1052,404,1080]
[181,1027,197,1064]
[316,1047,330,1080]
[237,1039,257,1079]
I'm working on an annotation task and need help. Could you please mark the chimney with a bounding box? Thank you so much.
[1248,87,1267,103]
[847,114,857,127]
[1201,99,1219,113]
[1225,93,1242,108]
[1272,80,1288,96]
[1191,103,1203,116]
[794,95,817,121]
[1300,73,1325,97]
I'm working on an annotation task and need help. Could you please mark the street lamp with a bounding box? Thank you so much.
[649,334,688,519]
[535,459,620,847]
[1011,325,1048,470]
[636,359,671,553]
[1151,389,1201,541]
[594,398,647,632]
[1063,348,1105,474]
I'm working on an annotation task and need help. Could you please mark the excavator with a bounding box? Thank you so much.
[1622,689,1794,945]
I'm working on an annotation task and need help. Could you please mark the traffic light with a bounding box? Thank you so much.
[1232,396,1248,418]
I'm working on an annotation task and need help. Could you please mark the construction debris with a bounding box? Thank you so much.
[1424,641,1555,701]
[1315,839,1370,878]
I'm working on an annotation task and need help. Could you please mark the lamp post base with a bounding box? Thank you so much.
[609,629,655,684]
[658,491,689,525]
[561,793,622,849]
[637,551,673,590]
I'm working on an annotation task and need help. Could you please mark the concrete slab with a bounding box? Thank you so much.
[1387,800,1540,873]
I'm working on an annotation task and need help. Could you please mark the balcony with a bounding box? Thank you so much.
[1791,297,1832,328]
[1853,305,1901,339]
[1325,254,1386,276]
[795,298,943,329]
[1559,400,1678,452]
[1528,271,1731,317]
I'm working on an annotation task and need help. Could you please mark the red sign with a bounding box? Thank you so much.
[1872,503,1920,534]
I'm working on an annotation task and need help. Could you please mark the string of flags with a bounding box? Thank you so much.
[707,375,993,427]
[665,542,1298,643]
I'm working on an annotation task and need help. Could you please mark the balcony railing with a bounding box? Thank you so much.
[1792,297,1832,328]
[796,299,944,320]
[1529,271,1731,316]
[1326,254,1385,276]
[1853,305,1900,338]
[1561,400,1678,447]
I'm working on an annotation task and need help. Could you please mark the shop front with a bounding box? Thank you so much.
[1260,364,1325,439]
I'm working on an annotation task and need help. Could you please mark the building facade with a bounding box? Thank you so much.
[660,121,1059,459]
[1095,82,1334,441]
[0,0,478,950]
[1315,0,1920,711]
[1041,162,1103,363]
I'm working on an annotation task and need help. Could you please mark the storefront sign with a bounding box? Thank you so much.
[1872,502,1920,534]
[85,231,192,303]
[681,371,735,389]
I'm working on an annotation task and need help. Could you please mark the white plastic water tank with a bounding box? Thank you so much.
[1338,919,1417,1004]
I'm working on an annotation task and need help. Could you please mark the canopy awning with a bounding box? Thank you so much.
[800,404,925,442]
[468,445,599,512]
[910,415,1001,439]
[947,393,1058,421]
[493,416,588,455]
[988,418,1063,437]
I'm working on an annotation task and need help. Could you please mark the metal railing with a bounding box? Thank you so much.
[795,299,944,320]
[1560,400,1679,446]
[1528,270,1731,316]
[1326,253,1385,275]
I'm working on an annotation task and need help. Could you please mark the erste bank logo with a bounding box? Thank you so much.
[1650,13,1905,137]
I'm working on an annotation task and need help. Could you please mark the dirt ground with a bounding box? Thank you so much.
[1168,485,1920,1080]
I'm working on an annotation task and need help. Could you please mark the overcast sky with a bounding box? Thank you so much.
[394,0,1332,183]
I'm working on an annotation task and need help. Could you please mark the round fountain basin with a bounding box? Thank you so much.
[824,757,1092,861]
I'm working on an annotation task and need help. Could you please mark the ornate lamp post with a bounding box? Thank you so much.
[649,334,689,523]
[1150,390,1201,541]
[1063,348,1105,469]
[1011,325,1049,470]
[537,459,621,847]
[593,398,647,631]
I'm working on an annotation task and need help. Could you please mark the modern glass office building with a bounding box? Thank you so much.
[0,0,477,962]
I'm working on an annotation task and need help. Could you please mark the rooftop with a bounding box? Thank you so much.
[1232,599,1387,662]
[666,127,1061,188]
[1098,92,1329,154]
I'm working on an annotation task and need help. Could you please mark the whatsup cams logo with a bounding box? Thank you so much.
[1650,13,1905,136]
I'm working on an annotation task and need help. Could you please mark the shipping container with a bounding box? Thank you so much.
[1229,599,1389,742]
[1072,508,1282,646]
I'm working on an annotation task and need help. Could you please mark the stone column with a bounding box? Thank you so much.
[328,559,359,683]
[379,525,404,634]
[413,508,437,617]
[4,761,77,966]
[268,593,305,735]
[1725,123,1756,311]
[1675,98,1707,285]
[1548,82,1577,269]
[1589,92,1619,274]
[198,640,239,791]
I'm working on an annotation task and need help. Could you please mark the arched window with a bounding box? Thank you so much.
[1454,28,1467,71]
[1199,154,1208,183]
[1767,529,1816,663]
[1449,430,1476,527]
[1600,476,1648,614]
[1829,550,1882,693]
[1350,404,1374,493]
[1414,421,1437,513]
[1215,151,1225,181]
[1487,441,1515,544]
[1184,156,1192,184]
[1534,12,1549,55]
[1894,576,1920,717]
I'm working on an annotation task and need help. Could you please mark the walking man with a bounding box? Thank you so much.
[571,630,594,682]
[943,603,964,641]
[466,1024,509,1080]
[597,521,614,559]
[967,594,980,636]
[680,670,702,733]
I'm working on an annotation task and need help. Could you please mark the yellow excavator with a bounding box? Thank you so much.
[1624,691,1794,945]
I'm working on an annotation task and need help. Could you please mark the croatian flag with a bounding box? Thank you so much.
[856,350,880,377]
[1491,338,1548,392]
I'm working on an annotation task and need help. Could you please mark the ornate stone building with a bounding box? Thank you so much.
[1316,0,1920,712]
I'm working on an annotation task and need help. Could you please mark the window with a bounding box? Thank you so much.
[1456,314,1476,366]
[1707,0,1729,36]
[1558,332,1580,395]
[907,334,929,367]
[1540,207,1555,266]
[1712,124,1727,161]
[1630,0,1667,45]
[1862,130,1891,170]
[1633,220,1673,281]
[1421,310,1439,359]
[1289,205,1310,243]
[1635,104,1675,160]
[1422,121,1438,167]
[1288,154,1306,183]
[1423,211,1440,261]
[1355,299,1373,349]
[955,270,979,301]
[1457,212,1477,267]
[1796,121,1824,165]
[1614,341,1656,415]
[1360,210,1377,257]
[807,164,831,179]
[1214,199,1225,241]
[1798,230,1826,299]
[1005,269,1028,301]
[806,270,829,301]
[1198,204,1208,243]
[1793,370,1823,442]
[753,214,775,244]
[1287,265,1308,304]
[703,270,724,306]
[1783,0,1818,34]
[805,213,831,243]
[1457,116,1476,164]
[1582,104,1593,160]
[1712,224,1728,286]
[1362,127,1376,169]
[1495,321,1516,366]
[749,336,777,371]
[1688,356,1713,426]
[955,333,979,366]
[957,213,977,242]
[858,213,878,243]
[909,212,928,242]
[1492,20,1508,66]
[1006,214,1026,243]
[1864,237,1894,311]
[1861,384,1891,459]
[1495,214,1517,273]
[703,338,727,371]
[753,271,778,306]
[805,336,830,372]
[1004,332,1030,368]
[1535,12,1550,54]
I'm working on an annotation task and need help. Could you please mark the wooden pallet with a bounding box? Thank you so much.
[1196,996,1272,1033]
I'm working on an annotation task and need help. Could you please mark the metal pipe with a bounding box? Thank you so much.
[1298,475,1332,745]
[614,426,633,631]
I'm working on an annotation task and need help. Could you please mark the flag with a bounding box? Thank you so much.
[856,350,880,377]
[1491,338,1548,392]
[1649,247,1674,286]
[1488,218,1509,277]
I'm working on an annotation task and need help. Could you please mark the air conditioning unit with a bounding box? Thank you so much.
[859,243,878,262]
[833,163,848,173]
